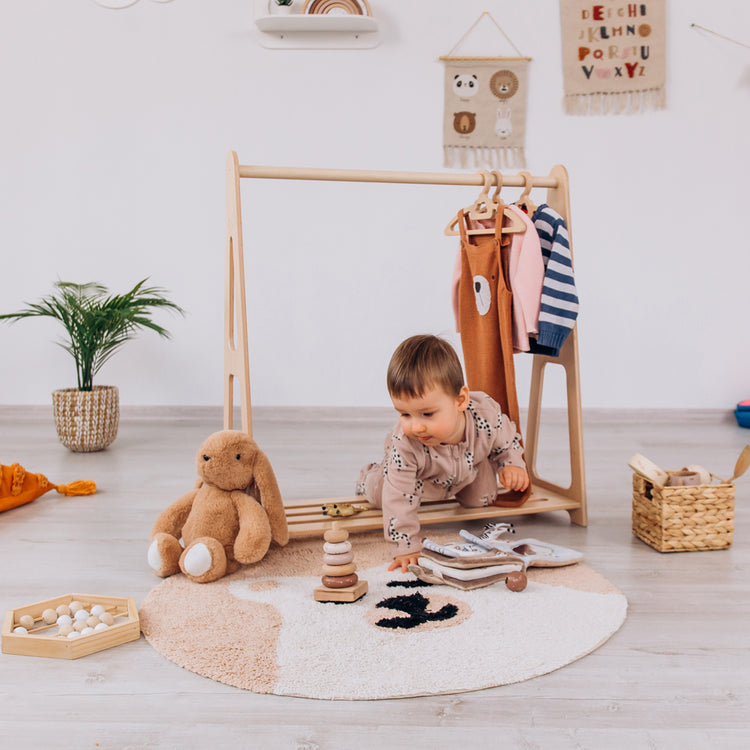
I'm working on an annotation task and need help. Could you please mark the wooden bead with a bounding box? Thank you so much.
[321,573,358,588]
[324,528,349,544]
[323,541,351,555]
[321,562,356,577]
[322,551,354,565]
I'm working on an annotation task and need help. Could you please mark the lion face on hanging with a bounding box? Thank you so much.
[490,70,519,100]
[452,73,479,100]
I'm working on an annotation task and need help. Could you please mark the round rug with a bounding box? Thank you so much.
[139,531,627,700]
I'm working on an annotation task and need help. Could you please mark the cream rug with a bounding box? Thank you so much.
[139,531,627,700]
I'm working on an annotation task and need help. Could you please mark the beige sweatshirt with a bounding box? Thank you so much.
[363,392,525,557]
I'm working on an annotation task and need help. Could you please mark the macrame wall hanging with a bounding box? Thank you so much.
[441,12,531,169]
[559,0,666,114]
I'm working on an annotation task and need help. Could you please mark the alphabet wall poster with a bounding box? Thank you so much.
[442,57,530,169]
[560,0,666,114]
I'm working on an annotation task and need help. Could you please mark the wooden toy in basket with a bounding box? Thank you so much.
[629,446,749,553]
[2,593,139,659]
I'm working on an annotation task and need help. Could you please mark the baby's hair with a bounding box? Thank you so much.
[387,334,465,399]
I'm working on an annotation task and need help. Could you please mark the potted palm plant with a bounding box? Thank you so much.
[0,279,184,452]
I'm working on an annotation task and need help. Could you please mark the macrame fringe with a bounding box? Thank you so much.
[564,87,666,116]
[443,145,526,170]
[55,480,97,496]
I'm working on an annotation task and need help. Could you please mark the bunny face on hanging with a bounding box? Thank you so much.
[473,275,492,315]
[495,108,513,138]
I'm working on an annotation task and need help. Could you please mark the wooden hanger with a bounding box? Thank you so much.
[515,170,537,215]
[469,170,495,220]
[445,170,526,236]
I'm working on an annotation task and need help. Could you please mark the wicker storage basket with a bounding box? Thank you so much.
[52,385,120,452]
[632,474,734,552]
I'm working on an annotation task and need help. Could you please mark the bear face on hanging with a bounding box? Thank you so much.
[453,111,477,135]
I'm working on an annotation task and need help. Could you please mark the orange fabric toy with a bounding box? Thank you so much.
[0,462,96,513]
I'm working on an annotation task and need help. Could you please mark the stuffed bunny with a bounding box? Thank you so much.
[148,430,289,583]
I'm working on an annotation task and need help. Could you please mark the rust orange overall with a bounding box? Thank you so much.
[456,206,530,507]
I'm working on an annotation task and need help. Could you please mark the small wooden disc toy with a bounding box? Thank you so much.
[314,522,367,603]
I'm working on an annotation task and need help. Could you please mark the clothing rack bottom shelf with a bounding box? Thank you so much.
[283,491,582,538]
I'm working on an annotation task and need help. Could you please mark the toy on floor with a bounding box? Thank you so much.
[148,430,289,583]
[628,446,750,488]
[1,462,96,513]
[314,521,368,602]
[321,501,370,517]
[735,399,750,428]
[2,594,139,659]
[458,523,584,567]
[409,522,582,591]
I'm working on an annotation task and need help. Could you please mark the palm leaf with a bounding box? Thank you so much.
[0,279,184,391]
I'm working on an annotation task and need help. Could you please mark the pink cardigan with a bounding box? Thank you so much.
[452,204,544,353]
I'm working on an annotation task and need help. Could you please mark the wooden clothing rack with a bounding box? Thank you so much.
[224,151,587,537]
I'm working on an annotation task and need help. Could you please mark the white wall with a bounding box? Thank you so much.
[1,0,748,409]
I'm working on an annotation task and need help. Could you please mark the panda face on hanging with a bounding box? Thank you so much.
[453,73,479,100]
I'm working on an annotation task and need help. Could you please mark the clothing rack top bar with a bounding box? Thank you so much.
[237,164,558,189]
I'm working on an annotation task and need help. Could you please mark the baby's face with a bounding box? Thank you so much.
[391,385,469,447]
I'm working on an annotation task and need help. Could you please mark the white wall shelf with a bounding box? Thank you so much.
[253,1,380,49]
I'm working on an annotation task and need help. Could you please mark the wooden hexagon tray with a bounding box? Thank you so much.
[2,593,140,659]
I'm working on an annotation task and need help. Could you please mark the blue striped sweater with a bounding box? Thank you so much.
[528,204,579,357]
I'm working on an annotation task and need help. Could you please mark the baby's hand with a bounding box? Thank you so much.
[388,552,421,573]
[499,465,530,492]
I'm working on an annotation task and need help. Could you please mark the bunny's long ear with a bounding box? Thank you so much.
[252,449,289,546]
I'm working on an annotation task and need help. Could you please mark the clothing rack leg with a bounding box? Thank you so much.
[523,165,587,525]
[224,151,253,436]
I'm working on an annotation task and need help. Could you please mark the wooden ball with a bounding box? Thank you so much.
[99,612,114,626]
[19,615,35,630]
[56,604,71,617]
[87,616,101,628]
[42,608,57,624]
[505,571,527,592]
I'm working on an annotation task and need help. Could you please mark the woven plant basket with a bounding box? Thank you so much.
[52,386,120,452]
[632,474,734,552]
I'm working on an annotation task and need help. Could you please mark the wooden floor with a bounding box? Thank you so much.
[1,406,748,749]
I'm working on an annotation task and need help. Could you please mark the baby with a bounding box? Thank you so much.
[356,334,529,573]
